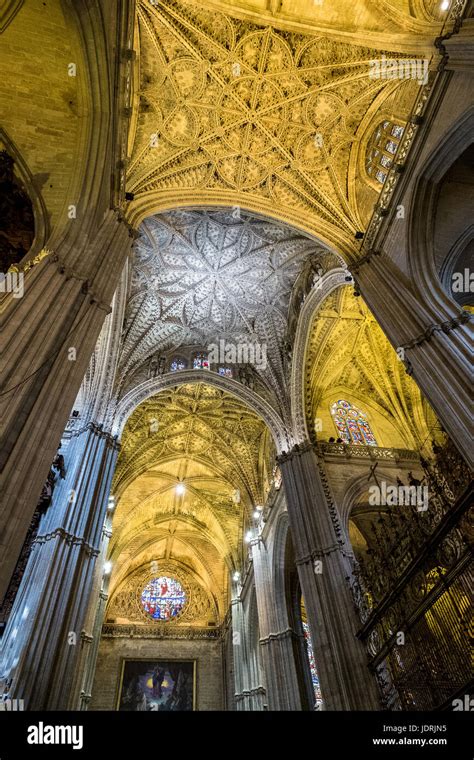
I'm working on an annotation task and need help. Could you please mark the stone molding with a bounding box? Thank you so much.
[31,528,101,558]
[101,623,221,640]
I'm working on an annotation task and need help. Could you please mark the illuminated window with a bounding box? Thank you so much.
[330,399,377,446]
[366,120,405,186]
[141,576,186,621]
[302,622,323,708]
[193,353,209,370]
[218,366,233,378]
[170,357,187,372]
[301,599,323,709]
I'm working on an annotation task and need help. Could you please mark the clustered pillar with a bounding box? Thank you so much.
[277,442,380,710]
[249,535,303,710]
[354,255,472,468]
[0,422,119,710]
[0,211,132,602]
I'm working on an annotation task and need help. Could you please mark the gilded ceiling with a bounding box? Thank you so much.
[117,208,325,401]
[191,0,444,37]
[105,0,449,627]
[108,383,273,622]
[304,286,437,451]
[126,0,426,245]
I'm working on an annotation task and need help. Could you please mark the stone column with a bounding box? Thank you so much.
[354,255,472,468]
[73,506,114,711]
[277,443,380,711]
[0,212,133,602]
[231,580,267,711]
[230,590,248,711]
[249,534,303,710]
[443,17,474,71]
[0,422,119,710]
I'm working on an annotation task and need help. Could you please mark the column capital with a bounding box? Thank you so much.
[276,440,314,464]
[399,310,472,352]
[112,207,140,239]
[32,528,101,557]
[235,686,266,698]
[259,628,295,645]
[68,421,121,451]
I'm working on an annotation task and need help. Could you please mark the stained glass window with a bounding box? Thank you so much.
[141,576,186,621]
[170,357,187,372]
[330,399,378,446]
[302,622,323,709]
[366,120,405,186]
[218,366,233,378]
[193,353,209,370]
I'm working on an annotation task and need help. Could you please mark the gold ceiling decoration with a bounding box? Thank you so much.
[305,286,434,450]
[108,0,446,623]
[189,0,443,38]
[127,0,426,245]
[115,382,272,498]
[109,383,273,617]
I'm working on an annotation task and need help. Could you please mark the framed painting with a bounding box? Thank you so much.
[117,659,196,711]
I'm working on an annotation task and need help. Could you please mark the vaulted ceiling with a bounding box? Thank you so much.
[304,285,438,450]
[108,383,273,622]
[126,0,427,246]
[192,0,445,37]
[117,208,325,402]
[104,0,449,626]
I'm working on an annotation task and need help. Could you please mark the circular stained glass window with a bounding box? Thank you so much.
[141,576,186,621]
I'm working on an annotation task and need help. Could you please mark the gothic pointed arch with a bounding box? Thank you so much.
[113,370,290,452]
[290,267,352,443]
[300,284,436,453]
[408,106,474,316]
[107,381,278,634]
[0,128,49,268]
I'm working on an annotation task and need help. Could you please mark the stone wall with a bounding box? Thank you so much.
[0,0,82,230]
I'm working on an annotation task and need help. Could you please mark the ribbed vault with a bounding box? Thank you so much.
[126,0,425,244]
[108,383,274,623]
[304,285,438,450]
[117,207,325,402]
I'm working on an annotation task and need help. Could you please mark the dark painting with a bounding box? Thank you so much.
[117,659,195,711]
